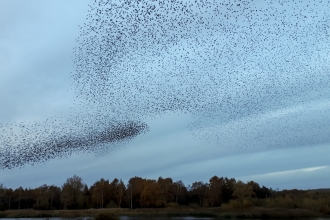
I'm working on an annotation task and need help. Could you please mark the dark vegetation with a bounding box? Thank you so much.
[95,211,119,220]
[0,175,329,218]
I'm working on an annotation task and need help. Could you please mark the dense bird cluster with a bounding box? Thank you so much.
[1,0,330,169]
[0,115,149,169]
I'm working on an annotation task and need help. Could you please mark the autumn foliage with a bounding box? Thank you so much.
[0,175,329,215]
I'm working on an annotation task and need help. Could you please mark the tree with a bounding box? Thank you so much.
[157,177,174,204]
[48,185,61,209]
[23,188,31,209]
[90,178,114,208]
[208,176,224,207]
[82,184,91,209]
[140,180,164,207]
[190,181,208,206]
[14,187,24,209]
[222,177,236,203]
[4,188,13,210]
[173,180,185,204]
[127,176,145,209]
[33,185,49,210]
[61,175,84,209]
[233,180,256,200]
[0,184,6,211]
[110,178,125,208]
[247,181,273,199]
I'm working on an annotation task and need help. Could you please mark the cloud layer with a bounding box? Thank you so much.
[1,0,330,189]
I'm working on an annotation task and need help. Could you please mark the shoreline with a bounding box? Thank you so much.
[0,207,325,219]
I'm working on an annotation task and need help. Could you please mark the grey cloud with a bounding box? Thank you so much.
[1,0,330,189]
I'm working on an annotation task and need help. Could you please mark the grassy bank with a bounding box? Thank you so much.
[0,206,324,219]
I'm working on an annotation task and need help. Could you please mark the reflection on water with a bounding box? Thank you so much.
[0,217,330,220]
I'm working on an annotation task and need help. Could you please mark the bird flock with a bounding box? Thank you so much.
[73,0,330,147]
[0,114,149,169]
[1,0,330,168]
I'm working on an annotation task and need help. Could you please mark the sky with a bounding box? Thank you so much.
[1,0,330,190]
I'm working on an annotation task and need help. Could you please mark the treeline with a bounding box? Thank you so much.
[0,175,329,214]
[0,175,269,210]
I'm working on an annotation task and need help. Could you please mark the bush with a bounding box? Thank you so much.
[188,203,200,209]
[226,200,241,209]
[223,198,255,209]
[242,198,254,208]
[95,212,119,220]
[166,202,180,208]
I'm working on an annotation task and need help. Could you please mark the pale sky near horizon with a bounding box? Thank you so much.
[1,0,330,190]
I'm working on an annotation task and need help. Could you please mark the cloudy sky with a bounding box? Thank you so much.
[1,0,330,190]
